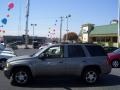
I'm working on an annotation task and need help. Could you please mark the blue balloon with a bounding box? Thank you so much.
[1,18,7,25]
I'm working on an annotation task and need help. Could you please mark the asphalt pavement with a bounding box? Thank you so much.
[0,49,120,90]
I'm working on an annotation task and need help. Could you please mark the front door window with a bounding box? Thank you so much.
[43,46,64,58]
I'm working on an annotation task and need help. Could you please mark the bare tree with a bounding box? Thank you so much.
[63,32,78,42]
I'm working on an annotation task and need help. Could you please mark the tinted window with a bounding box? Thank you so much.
[68,45,85,57]
[86,45,106,56]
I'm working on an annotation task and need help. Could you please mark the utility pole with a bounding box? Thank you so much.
[117,0,120,47]
[25,0,30,49]
[66,14,71,42]
[60,16,63,43]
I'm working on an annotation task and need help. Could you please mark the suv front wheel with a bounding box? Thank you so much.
[12,68,31,85]
[0,59,7,70]
[82,69,99,84]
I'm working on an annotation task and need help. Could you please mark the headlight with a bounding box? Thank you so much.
[6,63,10,68]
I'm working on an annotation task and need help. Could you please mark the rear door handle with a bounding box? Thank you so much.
[59,61,63,63]
[82,60,86,62]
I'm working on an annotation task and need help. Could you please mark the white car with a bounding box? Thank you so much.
[0,44,16,69]
[0,44,14,54]
[0,50,14,54]
[0,52,16,69]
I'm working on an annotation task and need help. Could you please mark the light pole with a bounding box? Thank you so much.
[60,16,63,43]
[25,0,30,49]
[66,14,71,42]
[31,24,37,43]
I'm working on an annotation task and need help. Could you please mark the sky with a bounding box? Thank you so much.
[0,0,118,38]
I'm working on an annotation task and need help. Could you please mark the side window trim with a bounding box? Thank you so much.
[64,45,68,58]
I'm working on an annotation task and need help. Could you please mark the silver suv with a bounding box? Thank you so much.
[4,44,111,85]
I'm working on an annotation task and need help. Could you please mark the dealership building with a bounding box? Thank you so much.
[80,20,118,47]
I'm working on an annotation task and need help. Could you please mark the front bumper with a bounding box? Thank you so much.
[4,68,11,79]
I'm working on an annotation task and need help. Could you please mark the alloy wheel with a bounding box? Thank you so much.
[112,60,119,68]
[85,71,97,84]
[15,71,28,84]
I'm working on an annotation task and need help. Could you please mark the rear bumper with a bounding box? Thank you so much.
[4,68,11,79]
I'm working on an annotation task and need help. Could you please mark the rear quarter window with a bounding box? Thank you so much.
[85,45,107,56]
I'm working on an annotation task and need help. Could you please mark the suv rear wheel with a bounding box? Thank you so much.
[82,69,99,84]
[12,68,31,85]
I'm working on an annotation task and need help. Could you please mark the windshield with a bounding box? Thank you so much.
[31,46,48,57]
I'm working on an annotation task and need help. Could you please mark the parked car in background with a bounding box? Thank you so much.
[8,43,18,50]
[0,52,16,69]
[103,46,118,53]
[4,44,111,85]
[33,41,41,49]
[0,44,14,54]
[108,48,120,68]
[0,43,16,69]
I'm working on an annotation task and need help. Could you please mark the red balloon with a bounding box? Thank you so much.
[3,30,5,33]
[8,2,14,10]
[7,14,10,17]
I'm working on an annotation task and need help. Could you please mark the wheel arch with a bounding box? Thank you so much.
[81,65,101,76]
[11,65,33,77]
[0,58,7,61]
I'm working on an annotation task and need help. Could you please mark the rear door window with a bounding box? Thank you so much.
[68,45,85,57]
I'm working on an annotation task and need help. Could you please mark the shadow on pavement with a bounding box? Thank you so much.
[12,74,120,89]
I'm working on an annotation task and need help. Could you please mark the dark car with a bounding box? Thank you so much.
[33,41,41,49]
[104,46,118,53]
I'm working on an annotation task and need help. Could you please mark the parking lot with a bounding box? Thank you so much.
[0,49,120,90]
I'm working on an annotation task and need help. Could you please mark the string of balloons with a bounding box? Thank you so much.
[1,2,15,26]
[48,20,58,39]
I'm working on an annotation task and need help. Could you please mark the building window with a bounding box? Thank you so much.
[106,37,110,42]
[92,37,96,41]
[112,37,117,42]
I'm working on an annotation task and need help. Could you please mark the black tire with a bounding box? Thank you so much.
[82,69,99,84]
[12,68,32,85]
[111,60,120,68]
